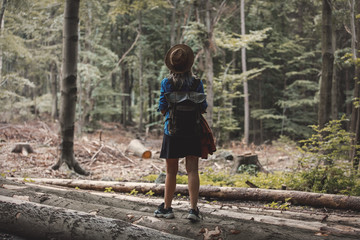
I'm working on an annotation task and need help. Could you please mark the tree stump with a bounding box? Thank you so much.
[231,154,266,174]
[11,143,34,156]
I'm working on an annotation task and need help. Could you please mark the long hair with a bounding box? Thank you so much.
[169,71,194,90]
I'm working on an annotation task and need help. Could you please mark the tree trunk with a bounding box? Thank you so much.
[318,0,334,128]
[346,70,351,130]
[170,0,177,46]
[52,0,89,176]
[50,62,59,120]
[0,196,186,240]
[121,66,130,126]
[204,0,214,127]
[241,0,249,145]
[138,11,144,133]
[351,0,360,169]
[331,27,337,120]
[0,8,4,83]
[14,178,360,211]
[0,0,7,30]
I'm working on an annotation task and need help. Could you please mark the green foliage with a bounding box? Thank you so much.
[265,198,292,210]
[145,190,155,196]
[294,117,360,195]
[142,174,158,182]
[237,164,258,175]
[104,187,115,193]
[143,169,290,189]
[109,0,170,17]
[129,188,139,195]
[215,27,271,51]
[182,21,207,52]
[0,74,35,121]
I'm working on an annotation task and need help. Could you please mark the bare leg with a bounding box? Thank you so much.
[185,155,199,209]
[164,158,179,209]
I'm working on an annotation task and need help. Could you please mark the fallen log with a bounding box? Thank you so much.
[127,139,152,159]
[9,178,360,211]
[0,195,188,240]
[2,178,360,239]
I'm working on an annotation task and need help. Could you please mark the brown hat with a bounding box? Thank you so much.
[165,44,194,73]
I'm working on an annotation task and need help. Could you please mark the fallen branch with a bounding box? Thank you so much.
[245,180,258,188]
[9,178,360,211]
[151,163,162,173]
[105,145,135,163]
[89,144,104,165]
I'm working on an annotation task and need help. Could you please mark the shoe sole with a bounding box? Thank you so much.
[154,213,175,219]
[186,214,200,222]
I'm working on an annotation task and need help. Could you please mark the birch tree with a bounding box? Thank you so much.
[240,0,249,145]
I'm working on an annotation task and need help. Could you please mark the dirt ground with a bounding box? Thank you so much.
[1,121,360,240]
[0,120,296,181]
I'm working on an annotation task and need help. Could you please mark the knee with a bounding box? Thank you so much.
[167,167,178,176]
[166,158,179,175]
[186,156,199,174]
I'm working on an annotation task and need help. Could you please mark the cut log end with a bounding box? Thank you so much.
[142,151,152,159]
[127,139,152,159]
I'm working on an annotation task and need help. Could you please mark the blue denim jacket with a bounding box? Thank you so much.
[158,77,208,135]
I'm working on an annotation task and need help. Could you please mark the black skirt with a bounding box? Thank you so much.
[160,134,201,159]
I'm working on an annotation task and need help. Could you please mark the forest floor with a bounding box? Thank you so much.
[1,120,360,240]
[0,120,297,182]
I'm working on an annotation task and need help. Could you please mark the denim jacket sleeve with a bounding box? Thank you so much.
[158,78,169,113]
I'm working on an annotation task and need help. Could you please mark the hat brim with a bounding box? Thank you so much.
[165,44,194,73]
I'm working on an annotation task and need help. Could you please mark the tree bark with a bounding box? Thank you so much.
[204,0,214,127]
[13,178,360,211]
[50,62,59,120]
[318,0,334,128]
[170,0,177,46]
[0,6,4,83]
[0,196,187,240]
[241,0,249,145]
[331,27,337,120]
[138,11,144,133]
[352,0,360,169]
[0,0,7,30]
[52,0,89,175]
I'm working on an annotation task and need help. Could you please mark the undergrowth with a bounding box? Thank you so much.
[143,169,360,196]
[143,117,360,196]
[143,170,293,190]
